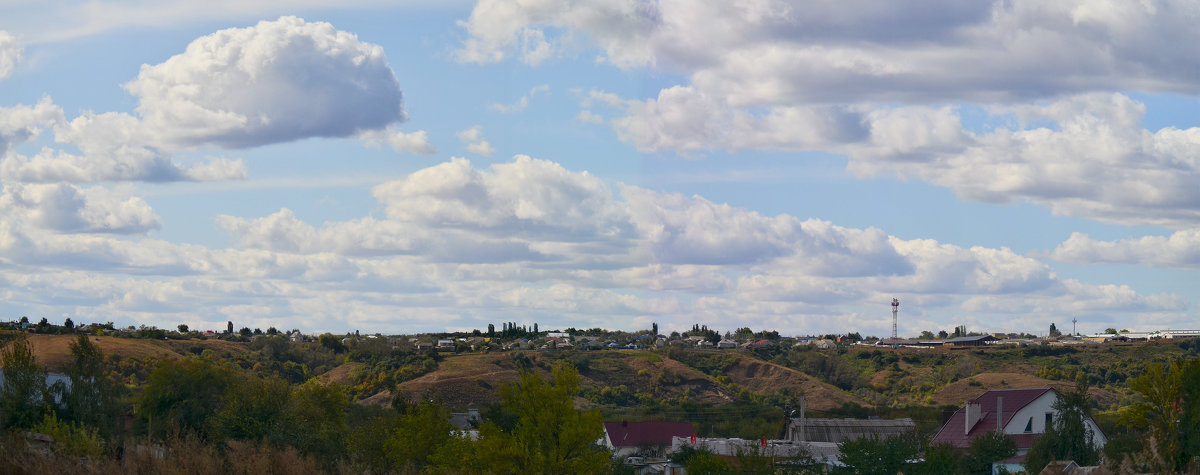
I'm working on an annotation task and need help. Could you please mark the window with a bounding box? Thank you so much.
[1024,417,1033,433]
[1045,412,1053,427]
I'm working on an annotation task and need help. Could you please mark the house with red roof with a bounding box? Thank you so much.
[931,388,1106,473]
[602,421,695,459]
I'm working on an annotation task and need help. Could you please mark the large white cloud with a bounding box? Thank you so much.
[465,1,1200,230]
[1045,230,1200,269]
[126,16,405,149]
[0,17,428,184]
[0,31,18,80]
[460,0,1200,101]
[0,182,160,234]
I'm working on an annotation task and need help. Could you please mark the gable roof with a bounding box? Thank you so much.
[603,421,694,447]
[931,388,1055,449]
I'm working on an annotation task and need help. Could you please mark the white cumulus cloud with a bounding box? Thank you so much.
[125,16,406,149]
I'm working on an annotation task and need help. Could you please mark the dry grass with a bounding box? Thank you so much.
[315,362,361,386]
[24,335,181,372]
[722,357,873,410]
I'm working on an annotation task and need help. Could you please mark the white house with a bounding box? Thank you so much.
[931,388,1107,473]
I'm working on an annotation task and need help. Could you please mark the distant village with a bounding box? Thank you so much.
[5,313,1199,354]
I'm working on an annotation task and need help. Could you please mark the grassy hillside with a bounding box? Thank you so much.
[13,332,1198,422]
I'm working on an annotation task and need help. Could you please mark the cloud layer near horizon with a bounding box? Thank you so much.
[1,155,1186,334]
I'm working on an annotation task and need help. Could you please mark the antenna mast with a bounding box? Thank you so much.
[891,298,899,341]
[1072,317,1077,336]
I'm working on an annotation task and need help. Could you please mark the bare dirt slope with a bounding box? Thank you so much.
[723,358,872,411]
[316,362,362,386]
[365,353,528,409]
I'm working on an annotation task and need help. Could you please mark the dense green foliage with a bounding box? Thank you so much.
[0,337,50,429]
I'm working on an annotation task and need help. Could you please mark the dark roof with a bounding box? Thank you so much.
[790,418,916,443]
[944,335,998,344]
[930,388,1054,449]
[603,421,694,447]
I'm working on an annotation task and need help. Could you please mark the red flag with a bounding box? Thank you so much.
[760,437,766,448]
[690,434,697,445]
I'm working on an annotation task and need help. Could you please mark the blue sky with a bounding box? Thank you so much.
[1,1,1199,337]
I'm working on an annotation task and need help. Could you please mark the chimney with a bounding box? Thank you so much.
[996,397,1003,432]
[965,403,983,435]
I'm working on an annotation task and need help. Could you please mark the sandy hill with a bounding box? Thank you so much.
[16,334,249,372]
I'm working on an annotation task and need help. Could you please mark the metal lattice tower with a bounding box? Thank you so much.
[891,298,899,340]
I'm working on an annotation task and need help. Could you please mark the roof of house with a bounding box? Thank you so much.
[790,418,916,443]
[931,387,1054,449]
[604,421,694,447]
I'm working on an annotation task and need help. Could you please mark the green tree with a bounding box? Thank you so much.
[62,317,74,333]
[318,333,347,353]
[384,401,458,470]
[208,375,290,443]
[177,324,189,333]
[282,380,350,461]
[475,364,609,474]
[0,337,51,429]
[913,442,965,475]
[56,334,123,436]
[966,430,1017,474]
[1127,359,1200,471]
[1049,323,1062,337]
[837,433,920,475]
[137,358,236,438]
[1025,381,1100,473]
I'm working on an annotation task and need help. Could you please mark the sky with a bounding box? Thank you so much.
[1,0,1199,337]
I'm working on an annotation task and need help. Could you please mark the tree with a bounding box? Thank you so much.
[1127,359,1200,472]
[488,324,495,337]
[318,333,347,353]
[937,330,949,339]
[0,337,51,429]
[919,330,936,339]
[138,358,236,438]
[966,430,1017,474]
[63,317,74,332]
[178,324,189,333]
[837,433,920,475]
[56,334,123,436]
[1024,381,1100,473]
[652,322,659,335]
[1049,323,1062,337]
[226,321,233,334]
[1104,328,1118,335]
[914,442,965,475]
[475,364,609,474]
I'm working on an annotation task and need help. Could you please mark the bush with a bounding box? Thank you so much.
[34,412,105,459]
